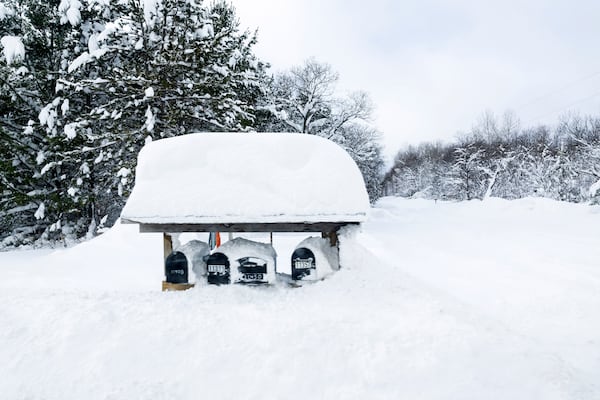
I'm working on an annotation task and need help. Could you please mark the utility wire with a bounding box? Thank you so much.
[502,69,600,130]
[522,89,600,127]
[514,69,600,112]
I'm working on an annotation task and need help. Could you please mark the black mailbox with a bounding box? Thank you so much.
[291,248,316,280]
[165,251,189,284]
[237,257,268,284]
[207,252,230,285]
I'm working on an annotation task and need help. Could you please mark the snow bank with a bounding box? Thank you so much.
[121,132,370,224]
[215,237,277,284]
[2,197,600,399]
[176,239,209,281]
[0,221,163,292]
[293,236,339,279]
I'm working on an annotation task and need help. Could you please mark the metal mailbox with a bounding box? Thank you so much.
[291,247,316,280]
[236,257,268,285]
[206,252,230,285]
[165,251,189,284]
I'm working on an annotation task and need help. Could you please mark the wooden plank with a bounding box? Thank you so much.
[162,281,195,291]
[321,231,339,247]
[163,233,172,262]
[138,222,358,233]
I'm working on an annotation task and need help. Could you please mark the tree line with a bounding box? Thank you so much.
[383,111,600,204]
[0,0,384,247]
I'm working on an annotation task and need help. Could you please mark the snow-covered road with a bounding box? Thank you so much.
[1,197,599,399]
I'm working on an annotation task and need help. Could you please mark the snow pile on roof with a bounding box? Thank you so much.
[121,132,370,224]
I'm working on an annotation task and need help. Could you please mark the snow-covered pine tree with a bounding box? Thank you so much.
[1,0,269,245]
[0,0,33,241]
[56,0,269,232]
[0,0,91,245]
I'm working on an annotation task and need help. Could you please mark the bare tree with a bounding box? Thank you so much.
[324,91,373,140]
[265,58,372,137]
[261,58,382,201]
[267,59,338,134]
[335,124,384,200]
[472,110,499,143]
[450,145,486,200]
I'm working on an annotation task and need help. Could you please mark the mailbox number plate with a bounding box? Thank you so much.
[241,273,264,281]
[208,265,226,274]
[294,260,312,269]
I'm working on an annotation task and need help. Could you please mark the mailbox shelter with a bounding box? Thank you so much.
[120,132,370,288]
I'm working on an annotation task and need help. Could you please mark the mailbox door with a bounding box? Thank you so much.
[207,252,230,285]
[165,251,189,284]
[291,248,316,280]
[237,257,268,284]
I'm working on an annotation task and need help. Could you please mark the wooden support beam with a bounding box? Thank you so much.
[321,231,339,247]
[163,233,172,262]
[134,221,359,233]
[162,281,195,291]
[322,230,341,270]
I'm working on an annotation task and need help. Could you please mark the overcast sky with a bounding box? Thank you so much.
[231,0,600,161]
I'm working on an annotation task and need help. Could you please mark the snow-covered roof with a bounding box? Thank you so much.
[121,132,370,226]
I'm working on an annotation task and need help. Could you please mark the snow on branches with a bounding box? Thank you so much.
[0,35,24,65]
[0,0,269,245]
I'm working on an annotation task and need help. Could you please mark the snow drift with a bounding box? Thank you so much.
[1,197,600,399]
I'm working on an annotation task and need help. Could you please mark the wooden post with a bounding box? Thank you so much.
[163,233,172,261]
[162,281,195,291]
[321,231,338,247]
[322,230,341,270]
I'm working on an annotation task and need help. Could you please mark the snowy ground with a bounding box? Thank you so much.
[1,197,599,399]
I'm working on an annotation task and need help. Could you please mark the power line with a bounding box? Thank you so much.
[514,69,600,112]
[522,89,600,127]
[499,68,600,130]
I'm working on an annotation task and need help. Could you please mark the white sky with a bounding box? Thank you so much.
[231,0,600,161]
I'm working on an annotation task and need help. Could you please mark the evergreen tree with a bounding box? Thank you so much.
[53,0,268,233]
[1,0,88,245]
[1,0,269,245]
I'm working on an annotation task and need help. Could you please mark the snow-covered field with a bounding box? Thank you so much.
[1,197,599,399]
